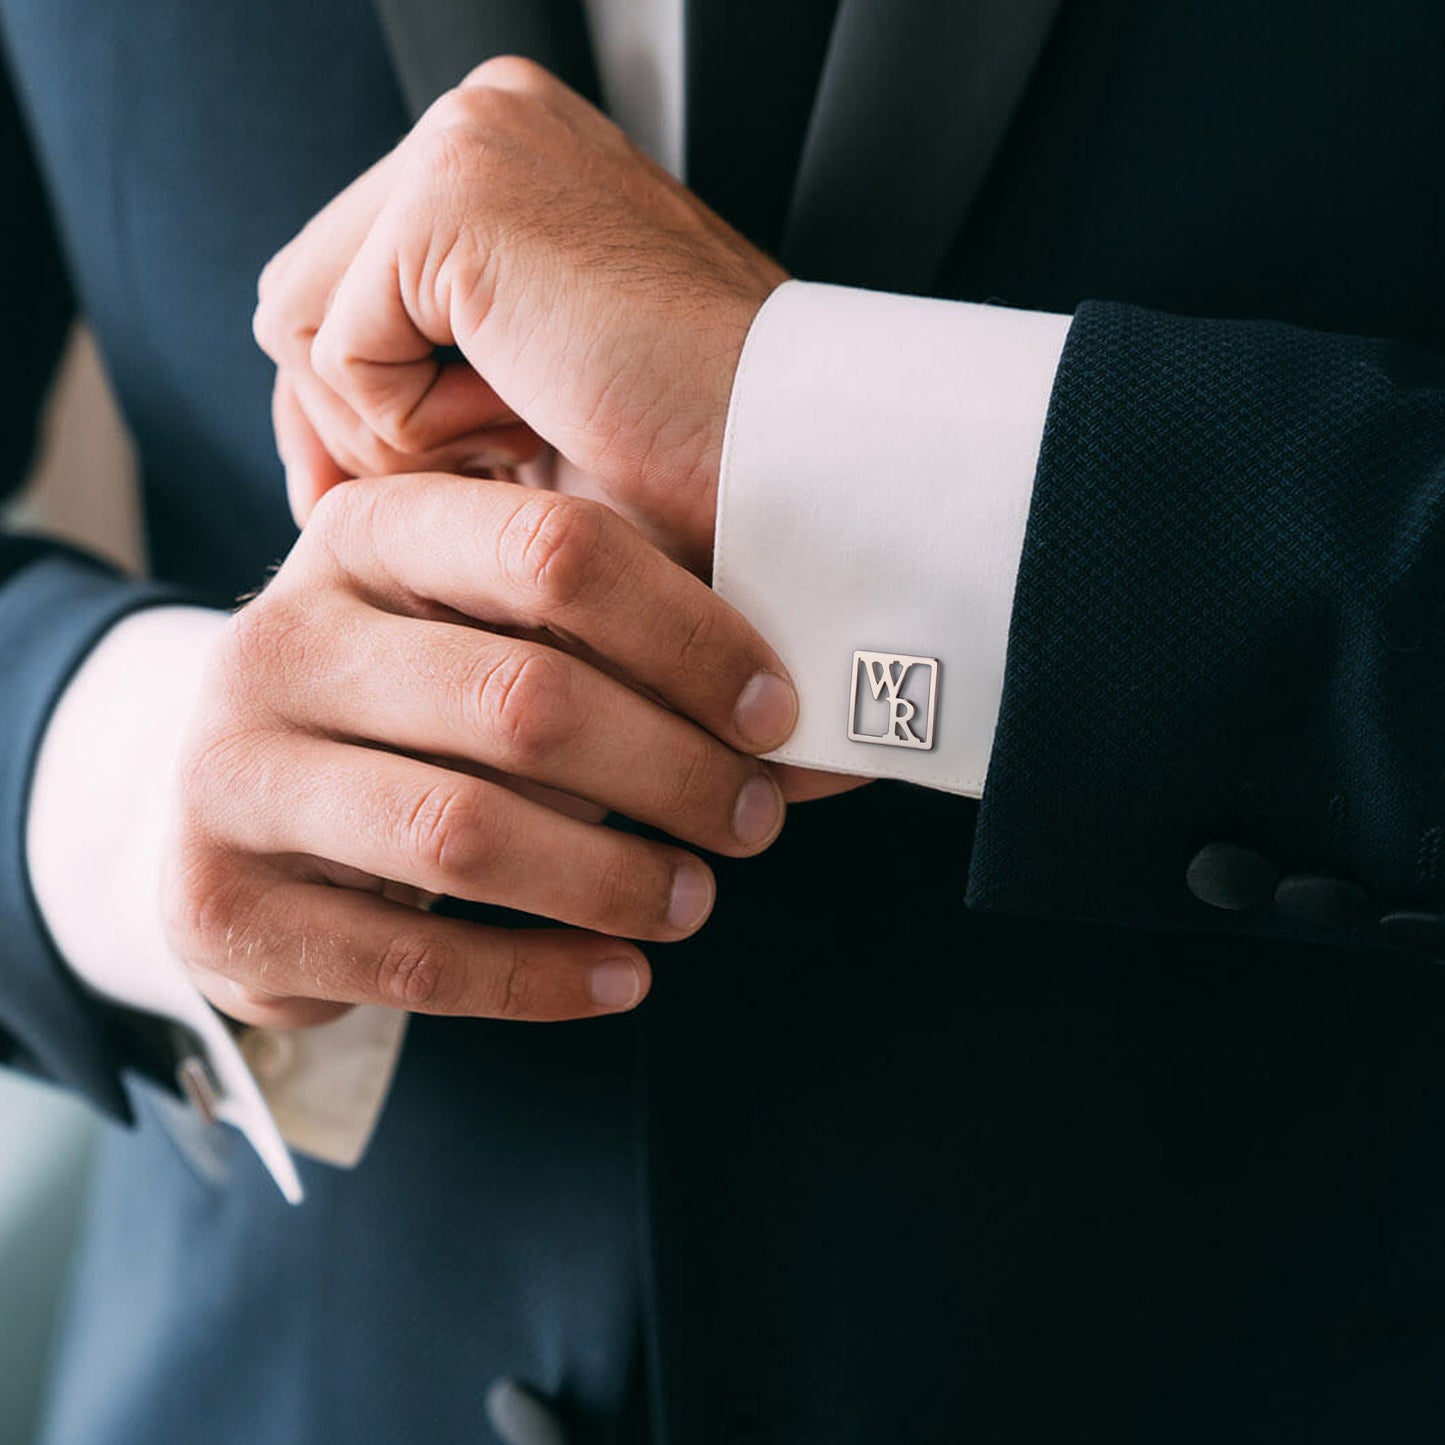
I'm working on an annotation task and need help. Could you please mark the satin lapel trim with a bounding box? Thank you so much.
[370,0,600,121]
[782,0,1067,293]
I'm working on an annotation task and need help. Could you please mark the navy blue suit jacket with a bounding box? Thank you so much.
[3,1,1445,1441]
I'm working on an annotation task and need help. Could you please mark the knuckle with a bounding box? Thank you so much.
[400,778,494,880]
[307,329,415,452]
[301,477,353,542]
[659,742,715,822]
[497,494,611,611]
[219,595,313,706]
[304,475,421,584]
[308,327,425,459]
[421,87,482,135]
[252,268,313,369]
[412,107,485,184]
[251,268,283,354]
[344,372,444,460]
[176,613,283,791]
[464,54,552,95]
[590,849,643,927]
[305,472,375,551]
[250,297,281,361]
[256,239,301,311]
[473,646,577,768]
[222,597,278,674]
[672,603,718,677]
[369,396,430,456]
[255,249,283,310]
[306,334,423,460]
[490,937,533,1020]
[251,305,303,369]
[220,600,269,675]
[161,846,253,969]
[172,721,241,818]
[307,324,350,395]
[374,931,455,1011]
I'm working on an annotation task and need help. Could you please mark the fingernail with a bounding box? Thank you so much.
[732,773,785,849]
[734,671,797,751]
[667,862,715,933]
[589,957,643,1010]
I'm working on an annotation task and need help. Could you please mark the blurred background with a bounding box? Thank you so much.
[0,328,139,1444]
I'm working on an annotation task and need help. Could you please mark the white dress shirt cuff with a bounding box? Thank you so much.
[26,604,405,1203]
[713,280,1071,796]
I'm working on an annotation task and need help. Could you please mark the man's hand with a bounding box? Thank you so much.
[253,56,786,575]
[151,475,795,1029]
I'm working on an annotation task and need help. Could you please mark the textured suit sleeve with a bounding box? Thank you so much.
[968,301,1445,955]
[0,60,187,1121]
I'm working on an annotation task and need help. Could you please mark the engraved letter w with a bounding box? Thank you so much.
[863,658,921,743]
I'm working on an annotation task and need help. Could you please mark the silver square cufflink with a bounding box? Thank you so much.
[848,650,939,750]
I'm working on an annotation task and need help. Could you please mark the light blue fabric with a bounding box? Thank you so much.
[0,1071,95,1445]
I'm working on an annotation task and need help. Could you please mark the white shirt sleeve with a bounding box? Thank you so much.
[25,604,405,1205]
[19,3,675,1208]
[713,280,1072,796]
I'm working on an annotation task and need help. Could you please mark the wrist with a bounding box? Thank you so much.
[26,605,228,1012]
[683,276,789,573]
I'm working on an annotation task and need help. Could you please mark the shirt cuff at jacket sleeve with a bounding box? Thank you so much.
[713,280,1071,796]
[0,545,188,1121]
[26,601,407,1204]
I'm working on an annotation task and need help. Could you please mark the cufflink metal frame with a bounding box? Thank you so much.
[848,650,939,750]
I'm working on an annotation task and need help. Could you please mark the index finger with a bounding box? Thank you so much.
[305,475,798,755]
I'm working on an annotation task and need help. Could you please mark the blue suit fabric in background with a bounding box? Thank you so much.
[3,1,1445,1441]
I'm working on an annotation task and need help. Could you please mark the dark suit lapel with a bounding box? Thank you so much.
[781,0,1067,293]
[684,0,841,255]
[370,0,599,121]
[368,0,1063,289]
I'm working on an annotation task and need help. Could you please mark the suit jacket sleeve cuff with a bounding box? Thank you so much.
[967,300,1445,953]
[26,598,406,1198]
[712,280,1071,795]
[0,542,191,1121]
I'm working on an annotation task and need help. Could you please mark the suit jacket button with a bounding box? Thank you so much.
[1185,843,1279,911]
[1273,875,1369,930]
[485,1379,570,1445]
[1378,911,1445,955]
